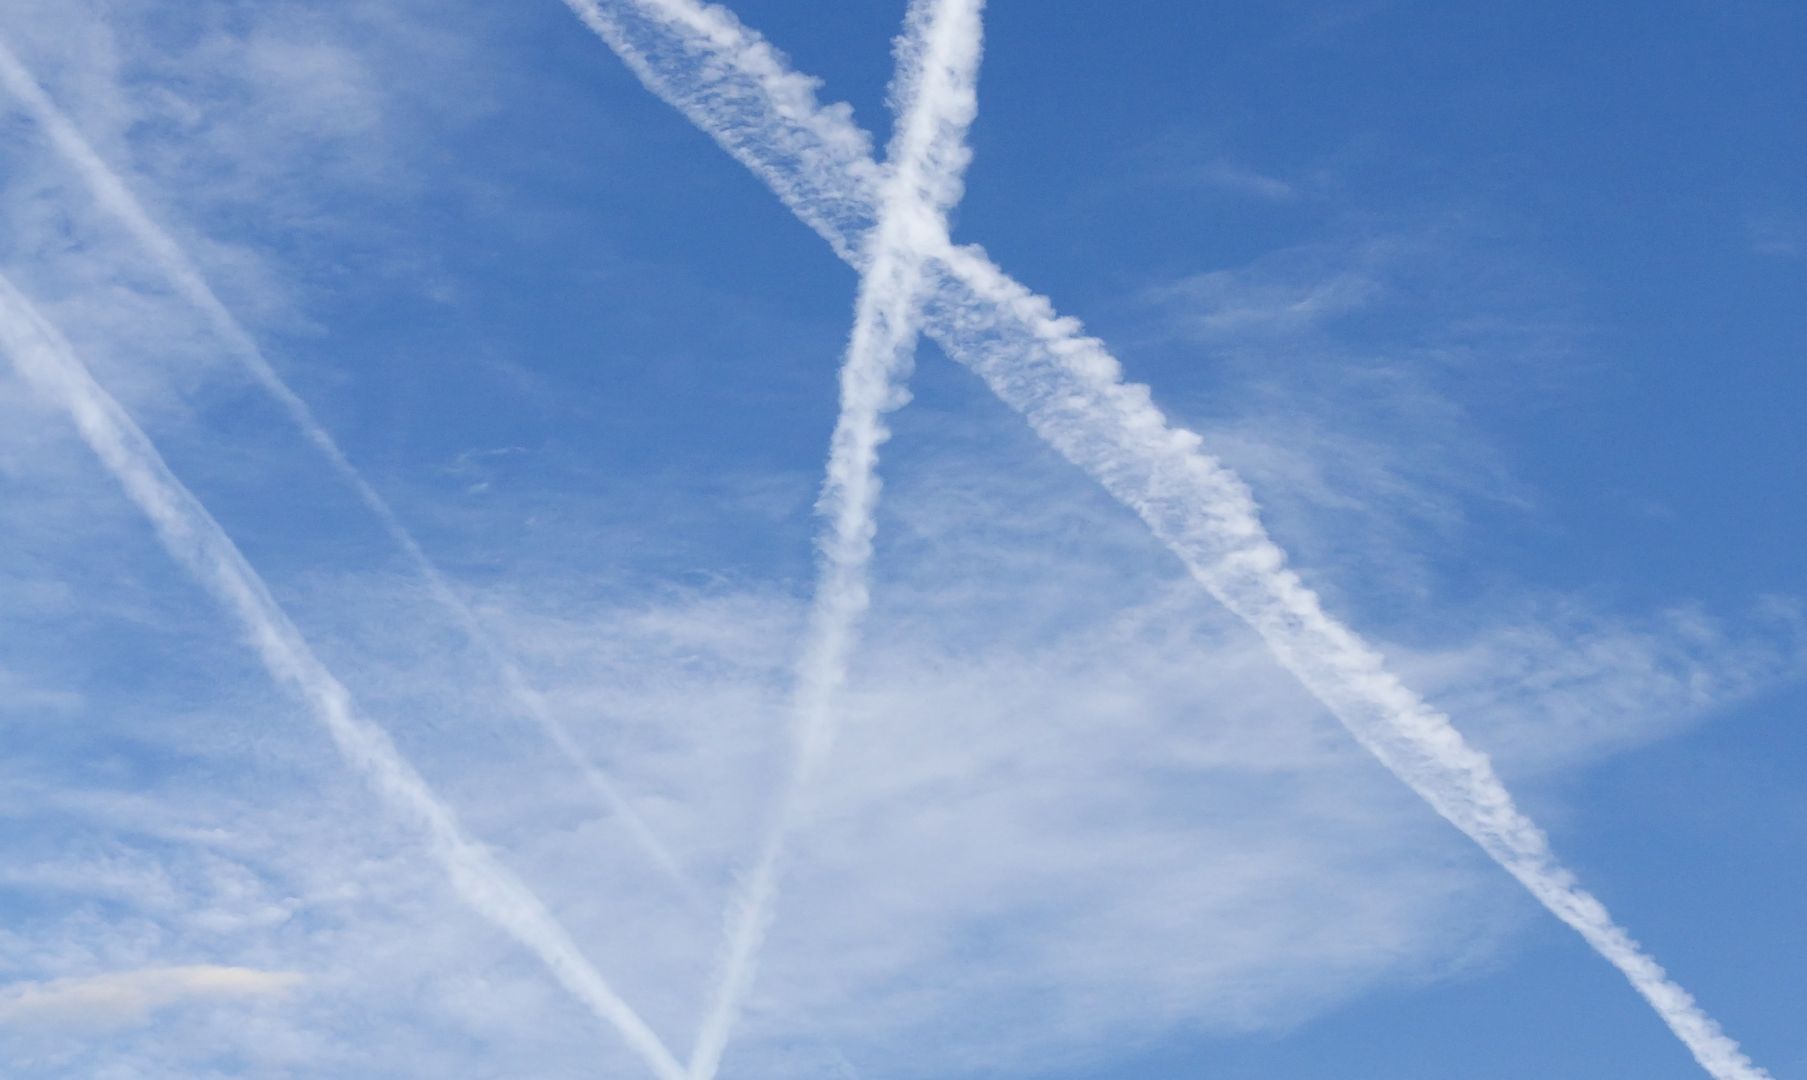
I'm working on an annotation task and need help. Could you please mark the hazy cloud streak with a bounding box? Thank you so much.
[683,2,985,1076]
[0,275,686,1080]
[560,4,1770,1077]
[0,966,302,1032]
[0,36,693,901]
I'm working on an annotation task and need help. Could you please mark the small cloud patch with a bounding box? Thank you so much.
[0,965,304,1032]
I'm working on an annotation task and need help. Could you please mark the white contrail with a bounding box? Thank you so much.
[682,3,985,1077]
[0,273,686,1080]
[559,4,1771,1077]
[0,36,694,901]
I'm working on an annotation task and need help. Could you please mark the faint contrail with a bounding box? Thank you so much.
[558,4,1771,1077]
[682,2,985,1077]
[0,273,686,1080]
[0,37,694,901]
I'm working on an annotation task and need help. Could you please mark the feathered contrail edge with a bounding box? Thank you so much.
[559,3,1772,1078]
[0,275,688,1080]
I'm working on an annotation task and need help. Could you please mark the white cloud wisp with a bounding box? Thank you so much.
[0,35,694,904]
[557,3,1772,1077]
[0,274,686,1080]
[0,966,302,1033]
[683,2,986,1077]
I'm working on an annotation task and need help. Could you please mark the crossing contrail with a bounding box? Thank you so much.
[0,36,695,902]
[0,273,686,1080]
[682,2,985,1077]
[558,3,1771,1077]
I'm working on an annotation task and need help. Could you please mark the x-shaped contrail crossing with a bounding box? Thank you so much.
[0,1,1776,1079]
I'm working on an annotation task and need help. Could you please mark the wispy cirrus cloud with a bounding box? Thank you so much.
[0,1,1797,1077]
[0,432,1793,1076]
[552,4,1778,1074]
[3,0,695,906]
[1193,159,1301,202]
[0,275,687,1080]
[0,965,302,1032]
[1745,209,1803,259]
[1145,254,1384,339]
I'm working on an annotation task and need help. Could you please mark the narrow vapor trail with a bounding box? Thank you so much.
[0,37,695,901]
[558,4,1771,1077]
[682,3,985,1077]
[0,274,686,1080]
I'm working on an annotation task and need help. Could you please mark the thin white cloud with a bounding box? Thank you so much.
[2,419,1780,1077]
[0,966,302,1032]
[1196,160,1300,202]
[0,664,82,714]
[0,32,694,904]
[1405,601,1806,771]
[1149,264,1382,337]
[1745,209,1803,259]
[1130,228,1559,602]
[0,275,685,1080]
[685,2,986,1076]
[557,4,1772,1077]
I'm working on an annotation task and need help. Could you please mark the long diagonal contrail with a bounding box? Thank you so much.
[0,37,696,902]
[0,274,686,1080]
[681,3,985,1077]
[560,3,1771,1077]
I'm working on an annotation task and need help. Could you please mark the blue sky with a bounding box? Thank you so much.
[0,1,1802,1078]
